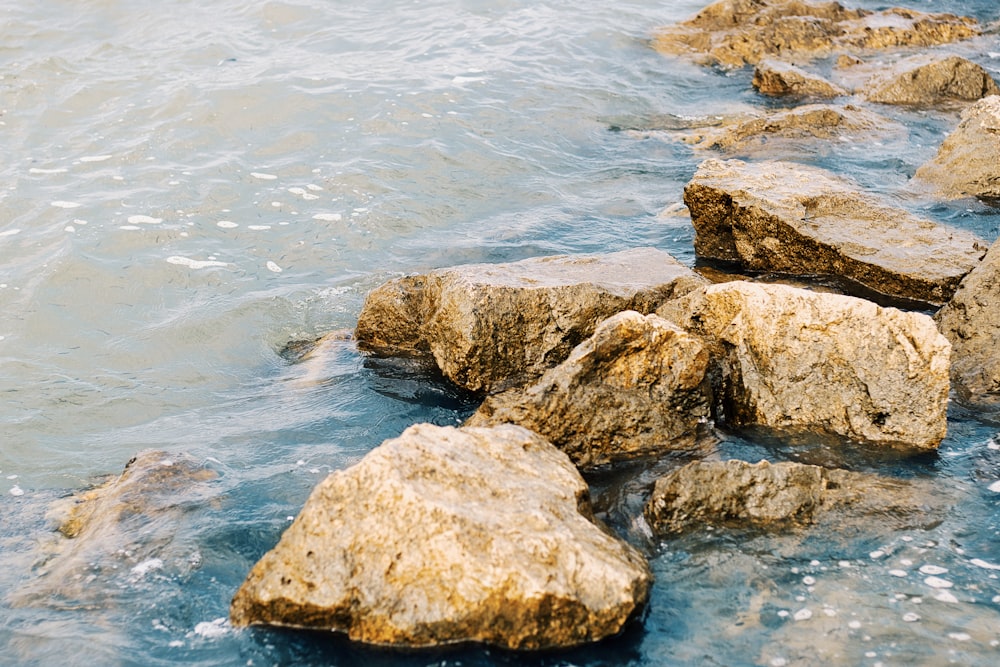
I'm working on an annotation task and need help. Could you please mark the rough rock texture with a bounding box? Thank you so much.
[230,423,652,649]
[656,282,951,450]
[645,459,949,535]
[752,59,846,98]
[913,95,1000,200]
[862,55,1000,105]
[935,237,1000,404]
[653,0,980,68]
[355,247,707,393]
[466,311,712,468]
[685,158,987,305]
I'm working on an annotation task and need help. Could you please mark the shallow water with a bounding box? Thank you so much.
[2,0,1000,665]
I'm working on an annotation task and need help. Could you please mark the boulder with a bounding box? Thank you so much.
[466,311,712,468]
[862,55,1000,105]
[913,95,1000,200]
[230,423,652,649]
[935,237,1000,404]
[685,158,987,305]
[644,459,949,535]
[752,59,846,98]
[355,248,707,393]
[653,0,980,69]
[656,282,951,450]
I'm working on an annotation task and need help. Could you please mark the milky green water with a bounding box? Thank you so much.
[2,1,1000,665]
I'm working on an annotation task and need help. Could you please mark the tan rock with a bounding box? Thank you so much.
[656,282,951,450]
[685,158,987,305]
[913,95,1000,200]
[355,248,707,393]
[230,423,652,650]
[752,59,846,98]
[653,0,979,68]
[863,55,1000,105]
[645,459,950,535]
[466,311,712,468]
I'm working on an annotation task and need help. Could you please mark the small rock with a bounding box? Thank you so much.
[913,95,1000,200]
[863,55,1000,105]
[753,59,846,98]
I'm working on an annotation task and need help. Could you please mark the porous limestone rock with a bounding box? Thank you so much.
[355,247,707,393]
[913,95,1000,200]
[752,59,846,98]
[656,282,951,450]
[653,0,980,69]
[466,311,712,468]
[230,423,652,649]
[862,55,1000,105]
[684,158,987,305]
[935,237,1000,405]
[645,459,949,535]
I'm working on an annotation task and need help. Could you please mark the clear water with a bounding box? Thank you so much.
[2,1,1000,665]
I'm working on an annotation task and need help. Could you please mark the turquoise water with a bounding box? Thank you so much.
[2,1,1000,665]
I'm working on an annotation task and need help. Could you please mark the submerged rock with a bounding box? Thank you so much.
[685,158,986,305]
[645,459,949,535]
[862,55,1000,105]
[913,95,1000,200]
[752,59,846,98]
[230,423,651,649]
[653,0,980,68]
[355,247,707,393]
[466,311,712,468]
[657,282,951,450]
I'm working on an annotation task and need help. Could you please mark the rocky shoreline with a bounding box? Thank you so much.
[23,0,1000,655]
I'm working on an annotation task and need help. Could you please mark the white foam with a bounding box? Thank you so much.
[51,200,81,208]
[919,564,948,575]
[313,213,342,222]
[266,261,282,273]
[29,167,68,174]
[64,225,75,233]
[933,590,959,603]
[166,256,229,269]
[306,184,323,191]
[247,225,271,231]
[902,612,920,622]
[9,485,24,496]
[802,576,816,586]
[0,229,21,237]
[131,558,164,577]
[79,155,112,162]
[970,558,1000,570]
[948,632,971,641]
[127,215,163,224]
[251,172,277,180]
[793,608,812,621]
[888,569,908,577]
[869,550,885,560]
[924,576,952,589]
[988,480,1000,493]
[192,618,230,638]
[216,221,239,228]
[119,225,141,230]
[287,187,306,195]
[848,620,862,629]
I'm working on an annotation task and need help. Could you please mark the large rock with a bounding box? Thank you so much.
[230,423,652,649]
[752,59,846,98]
[644,459,949,535]
[355,248,707,393]
[935,237,1000,405]
[656,282,951,450]
[685,158,987,305]
[653,0,980,69]
[466,311,712,468]
[862,55,1000,105]
[913,95,1000,200]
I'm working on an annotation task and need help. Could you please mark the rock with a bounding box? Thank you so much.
[653,0,980,69]
[684,158,987,305]
[656,281,951,450]
[913,95,1000,200]
[645,459,949,535]
[862,55,1000,105]
[935,237,1000,405]
[752,59,846,98]
[355,247,707,393]
[466,311,712,468]
[230,423,652,650]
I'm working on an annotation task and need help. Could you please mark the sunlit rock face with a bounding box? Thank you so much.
[914,95,1000,201]
[861,55,1000,106]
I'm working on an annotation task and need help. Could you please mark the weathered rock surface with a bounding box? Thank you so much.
[685,158,987,305]
[466,311,712,468]
[230,423,652,649]
[752,59,846,98]
[656,282,951,450]
[862,55,1000,105]
[935,237,1000,405]
[913,95,1000,200]
[645,459,949,535]
[355,248,707,393]
[653,0,980,68]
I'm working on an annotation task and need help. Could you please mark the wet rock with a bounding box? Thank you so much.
[466,311,712,468]
[752,59,846,98]
[653,0,980,69]
[230,423,652,650]
[355,247,707,393]
[685,158,986,305]
[862,55,1000,105]
[656,282,951,450]
[645,459,949,535]
[935,237,1000,405]
[913,95,1000,200]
